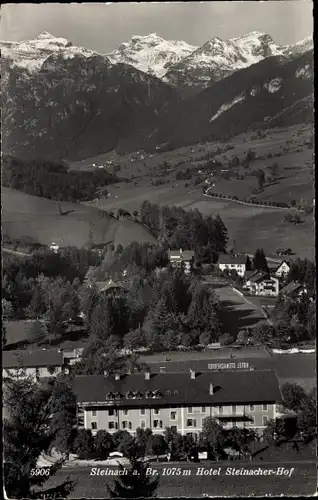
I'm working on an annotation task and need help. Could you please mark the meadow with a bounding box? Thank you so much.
[2,187,155,250]
[73,124,314,259]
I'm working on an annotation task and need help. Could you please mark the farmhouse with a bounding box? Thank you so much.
[274,260,291,278]
[95,279,130,297]
[168,248,195,274]
[217,254,247,277]
[245,271,279,297]
[49,241,59,253]
[280,281,307,299]
[3,349,67,381]
[73,369,282,438]
[276,248,292,256]
[4,319,48,348]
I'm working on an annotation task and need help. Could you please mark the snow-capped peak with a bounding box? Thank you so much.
[0,32,103,72]
[107,33,198,78]
[36,31,59,40]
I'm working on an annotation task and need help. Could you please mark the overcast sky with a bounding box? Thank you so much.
[1,2,313,53]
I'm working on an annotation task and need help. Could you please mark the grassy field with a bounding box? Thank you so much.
[73,124,314,260]
[41,461,317,497]
[2,187,156,249]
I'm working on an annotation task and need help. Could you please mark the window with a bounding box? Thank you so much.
[109,421,117,430]
[109,409,117,417]
[262,404,268,411]
[140,408,145,416]
[129,422,132,430]
[188,407,193,414]
[153,420,163,429]
[263,416,268,426]
[122,421,128,429]
[153,409,160,415]
[232,405,236,414]
[170,411,177,421]
[123,409,128,416]
[201,406,206,413]
[92,410,97,417]
[140,420,146,429]
[249,405,254,411]
[187,419,196,427]
[91,422,97,430]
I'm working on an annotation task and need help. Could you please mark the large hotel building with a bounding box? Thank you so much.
[72,368,283,438]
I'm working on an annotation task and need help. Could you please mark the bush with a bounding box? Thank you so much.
[73,429,95,458]
[219,333,234,346]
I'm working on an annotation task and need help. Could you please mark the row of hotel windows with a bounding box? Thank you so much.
[89,405,268,417]
[90,416,269,431]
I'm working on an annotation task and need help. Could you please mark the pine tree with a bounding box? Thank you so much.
[3,376,74,499]
[107,456,159,498]
[213,214,229,253]
[252,248,269,273]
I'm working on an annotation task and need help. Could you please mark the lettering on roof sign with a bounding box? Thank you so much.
[207,362,249,370]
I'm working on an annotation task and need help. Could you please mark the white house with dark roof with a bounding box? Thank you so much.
[217,254,247,277]
[3,349,67,381]
[245,271,279,297]
[72,369,282,438]
[275,260,291,278]
[168,249,195,274]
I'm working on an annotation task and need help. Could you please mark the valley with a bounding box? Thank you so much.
[68,124,314,259]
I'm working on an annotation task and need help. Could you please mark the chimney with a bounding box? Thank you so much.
[115,373,120,380]
[209,383,214,395]
[190,369,196,380]
[145,371,150,380]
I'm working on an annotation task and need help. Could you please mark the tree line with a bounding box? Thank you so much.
[140,201,228,261]
[2,155,120,202]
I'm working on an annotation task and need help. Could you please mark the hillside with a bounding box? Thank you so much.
[2,187,156,249]
[1,34,180,161]
[148,50,313,150]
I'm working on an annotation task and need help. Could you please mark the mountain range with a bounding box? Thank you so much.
[1,31,313,160]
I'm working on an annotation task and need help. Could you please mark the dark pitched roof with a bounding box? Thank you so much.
[168,249,195,261]
[72,369,282,407]
[5,320,47,346]
[280,281,304,296]
[248,272,270,283]
[218,254,247,265]
[3,349,64,369]
[95,280,129,293]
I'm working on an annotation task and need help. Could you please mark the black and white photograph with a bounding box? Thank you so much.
[1,1,316,498]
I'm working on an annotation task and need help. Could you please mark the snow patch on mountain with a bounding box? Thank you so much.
[250,86,260,96]
[0,32,105,72]
[295,63,312,80]
[264,78,282,93]
[209,93,245,122]
[107,33,197,78]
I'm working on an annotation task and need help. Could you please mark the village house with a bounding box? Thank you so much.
[276,248,292,257]
[279,281,308,299]
[274,260,291,278]
[167,249,195,274]
[217,254,247,277]
[244,271,280,297]
[49,242,59,253]
[3,349,67,381]
[95,279,130,297]
[72,369,282,439]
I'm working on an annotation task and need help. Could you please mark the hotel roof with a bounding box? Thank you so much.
[73,369,282,407]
